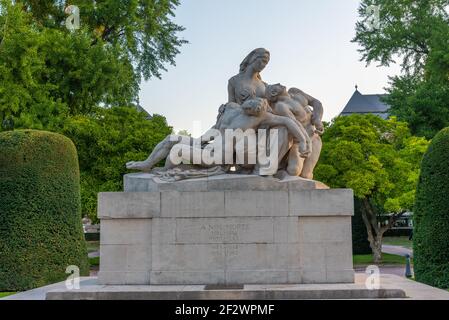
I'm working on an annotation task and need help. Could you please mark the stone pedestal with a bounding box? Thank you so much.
[97,173,354,285]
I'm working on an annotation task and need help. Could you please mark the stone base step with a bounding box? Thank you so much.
[46,283,406,300]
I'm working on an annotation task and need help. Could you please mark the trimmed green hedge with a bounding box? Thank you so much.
[352,198,372,255]
[414,127,449,289]
[0,130,89,291]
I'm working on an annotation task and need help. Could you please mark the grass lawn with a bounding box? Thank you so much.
[86,241,99,253]
[0,292,16,298]
[353,253,410,266]
[89,256,99,267]
[383,236,413,249]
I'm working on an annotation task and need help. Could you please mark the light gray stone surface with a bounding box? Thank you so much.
[125,49,325,180]
[97,175,355,285]
[124,173,329,192]
[6,274,449,300]
[160,191,225,217]
[98,192,160,218]
[289,189,354,216]
[224,191,289,216]
[45,285,406,300]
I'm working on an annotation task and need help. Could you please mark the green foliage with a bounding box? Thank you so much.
[0,130,89,291]
[353,253,408,265]
[0,1,137,128]
[89,256,100,267]
[315,114,428,214]
[385,73,449,139]
[19,0,187,80]
[352,198,372,254]
[315,115,427,263]
[0,292,16,298]
[0,0,186,128]
[177,129,191,136]
[61,106,172,222]
[353,0,448,74]
[0,1,178,222]
[414,127,449,289]
[353,0,449,139]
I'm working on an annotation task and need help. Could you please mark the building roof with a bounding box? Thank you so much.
[136,104,153,120]
[340,89,390,118]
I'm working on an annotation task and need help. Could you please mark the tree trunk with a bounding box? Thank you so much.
[360,198,405,264]
[371,236,383,264]
[361,198,383,264]
[365,232,383,264]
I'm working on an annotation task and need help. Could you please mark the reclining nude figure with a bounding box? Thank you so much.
[126,97,310,174]
[265,83,324,179]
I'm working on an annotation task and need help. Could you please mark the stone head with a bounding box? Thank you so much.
[265,83,287,102]
[239,48,270,74]
[241,97,269,116]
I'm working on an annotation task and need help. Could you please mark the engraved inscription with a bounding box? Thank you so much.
[175,218,274,244]
[201,223,249,242]
[226,244,239,257]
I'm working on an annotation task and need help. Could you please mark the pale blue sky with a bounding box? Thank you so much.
[139,0,400,133]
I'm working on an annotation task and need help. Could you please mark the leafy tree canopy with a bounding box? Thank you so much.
[315,114,428,262]
[61,106,172,222]
[0,0,186,128]
[353,0,449,138]
[0,1,182,220]
[315,114,428,213]
[18,0,187,80]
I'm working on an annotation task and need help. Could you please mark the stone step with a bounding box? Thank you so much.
[46,284,406,300]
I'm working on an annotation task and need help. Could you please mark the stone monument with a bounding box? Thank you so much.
[97,48,355,286]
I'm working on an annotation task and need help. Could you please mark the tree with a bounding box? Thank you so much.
[61,106,172,222]
[19,0,187,80]
[353,0,449,139]
[414,127,449,289]
[315,114,428,263]
[0,1,182,221]
[177,129,191,136]
[0,0,186,127]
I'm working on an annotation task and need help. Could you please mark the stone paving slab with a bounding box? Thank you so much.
[355,273,449,300]
[2,273,449,300]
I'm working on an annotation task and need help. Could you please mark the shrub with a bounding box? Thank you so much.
[414,127,449,289]
[0,130,89,291]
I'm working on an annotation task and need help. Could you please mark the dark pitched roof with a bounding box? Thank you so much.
[340,90,390,115]
[136,104,153,120]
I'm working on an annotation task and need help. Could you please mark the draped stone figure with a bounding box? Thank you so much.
[126,48,324,180]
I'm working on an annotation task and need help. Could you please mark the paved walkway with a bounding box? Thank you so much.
[354,266,410,277]
[88,251,99,258]
[382,245,413,257]
[355,273,449,300]
[3,274,449,300]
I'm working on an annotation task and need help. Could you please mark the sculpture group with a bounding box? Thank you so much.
[95,50,356,290]
[127,48,324,180]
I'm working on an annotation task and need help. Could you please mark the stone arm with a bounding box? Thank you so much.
[271,103,311,151]
[288,88,324,134]
[260,113,310,156]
